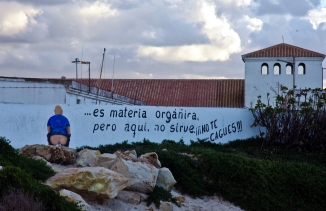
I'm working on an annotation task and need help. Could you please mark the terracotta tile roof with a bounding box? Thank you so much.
[242,43,325,60]
[76,79,244,108]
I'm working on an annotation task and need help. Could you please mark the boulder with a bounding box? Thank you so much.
[156,167,177,190]
[98,153,117,169]
[123,150,137,160]
[33,156,53,168]
[59,189,92,211]
[46,167,128,204]
[139,152,161,168]
[116,190,142,205]
[159,201,173,211]
[76,148,101,167]
[115,150,136,161]
[111,158,159,193]
[173,195,186,204]
[20,144,77,165]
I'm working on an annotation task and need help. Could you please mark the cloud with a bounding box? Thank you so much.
[304,8,326,29]
[241,15,263,31]
[79,1,119,18]
[137,1,241,62]
[0,2,42,37]
[0,0,325,83]
[0,0,69,6]
[255,0,316,16]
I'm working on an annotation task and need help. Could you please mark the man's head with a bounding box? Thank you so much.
[54,105,63,115]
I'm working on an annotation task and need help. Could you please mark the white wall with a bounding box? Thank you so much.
[0,80,67,104]
[245,57,323,108]
[0,104,261,149]
[0,79,144,106]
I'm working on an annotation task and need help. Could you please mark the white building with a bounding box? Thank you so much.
[242,43,325,108]
[0,77,145,105]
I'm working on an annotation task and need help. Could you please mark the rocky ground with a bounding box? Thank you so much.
[89,188,244,211]
[23,145,245,211]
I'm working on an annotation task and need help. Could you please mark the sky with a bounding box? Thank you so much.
[0,0,326,83]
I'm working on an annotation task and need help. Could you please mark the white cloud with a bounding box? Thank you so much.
[137,1,241,62]
[242,15,263,31]
[182,74,227,79]
[79,1,119,19]
[142,31,157,39]
[135,72,154,78]
[222,0,252,7]
[304,8,326,29]
[0,50,7,64]
[0,2,41,36]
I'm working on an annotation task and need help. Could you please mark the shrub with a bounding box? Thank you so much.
[198,151,326,211]
[157,150,212,197]
[250,88,326,151]
[146,186,179,208]
[0,188,45,211]
[0,137,17,160]
[0,137,55,181]
[0,166,82,211]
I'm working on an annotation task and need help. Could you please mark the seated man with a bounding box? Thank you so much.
[47,105,71,147]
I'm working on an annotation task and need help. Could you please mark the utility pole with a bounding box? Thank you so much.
[71,58,80,79]
[96,48,106,104]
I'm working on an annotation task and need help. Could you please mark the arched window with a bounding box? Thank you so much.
[274,63,281,75]
[298,63,305,75]
[286,64,293,75]
[261,63,268,75]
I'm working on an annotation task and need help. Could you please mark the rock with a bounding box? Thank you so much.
[33,156,53,168]
[156,167,177,190]
[50,163,74,173]
[115,150,136,161]
[59,189,92,211]
[20,144,77,165]
[0,166,2,170]
[124,149,137,160]
[116,190,142,205]
[111,157,159,193]
[76,148,101,167]
[98,153,117,169]
[173,195,185,204]
[46,167,128,204]
[139,152,161,168]
[159,201,173,211]
[139,192,149,201]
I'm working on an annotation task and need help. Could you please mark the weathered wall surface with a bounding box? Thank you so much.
[0,104,260,149]
[0,80,67,104]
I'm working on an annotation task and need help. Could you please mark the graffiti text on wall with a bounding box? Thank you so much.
[87,107,244,140]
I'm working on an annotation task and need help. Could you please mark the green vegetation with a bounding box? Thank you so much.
[250,87,326,151]
[0,137,82,211]
[2,135,326,211]
[80,137,326,211]
[145,186,179,208]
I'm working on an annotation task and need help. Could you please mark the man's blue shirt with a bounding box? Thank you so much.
[47,114,70,136]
